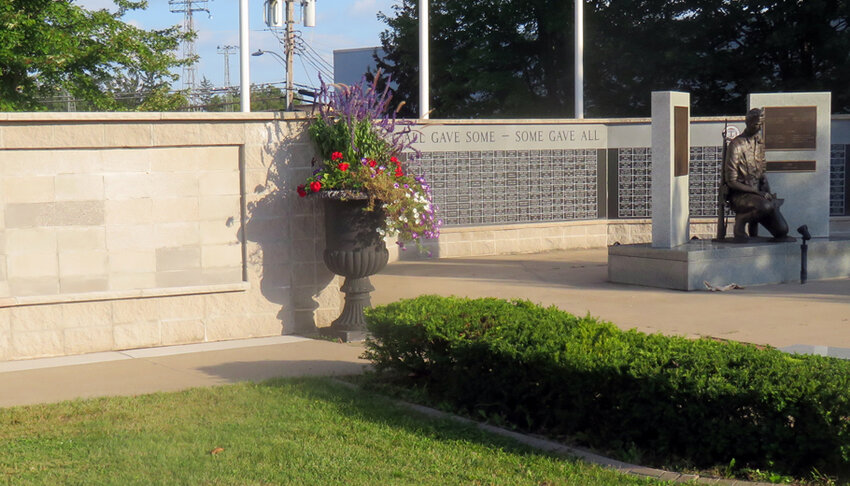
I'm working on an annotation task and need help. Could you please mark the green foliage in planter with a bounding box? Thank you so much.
[364,295,850,478]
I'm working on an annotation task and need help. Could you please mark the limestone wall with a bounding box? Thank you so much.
[0,113,339,361]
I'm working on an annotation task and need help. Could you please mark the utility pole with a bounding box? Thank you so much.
[218,45,238,111]
[285,0,295,110]
[263,0,315,110]
[170,0,211,107]
[218,45,238,88]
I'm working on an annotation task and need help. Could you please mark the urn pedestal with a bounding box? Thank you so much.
[319,192,388,342]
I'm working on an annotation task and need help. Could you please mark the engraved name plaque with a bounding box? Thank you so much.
[674,106,688,176]
[765,160,816,172]
[764,106,817,150]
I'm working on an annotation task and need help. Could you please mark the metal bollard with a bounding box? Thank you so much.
[797,225,811,284]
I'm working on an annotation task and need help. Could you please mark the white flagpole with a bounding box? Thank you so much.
[419,0,429,119]
[575,0,584,119]
[239,0,251,112]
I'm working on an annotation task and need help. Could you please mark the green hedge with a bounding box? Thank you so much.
[363,295,850,477]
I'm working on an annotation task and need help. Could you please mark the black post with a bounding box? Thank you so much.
[797,225,811,284]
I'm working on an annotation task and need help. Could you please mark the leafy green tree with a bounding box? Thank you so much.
[0,0,189,111]
[376,0,575,118]
[377,0,850,117]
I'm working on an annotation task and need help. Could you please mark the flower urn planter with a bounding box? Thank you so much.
[319,191,389,342]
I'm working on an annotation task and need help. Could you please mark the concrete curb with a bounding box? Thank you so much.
[331,379,777,486]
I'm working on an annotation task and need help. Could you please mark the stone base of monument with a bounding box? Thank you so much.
[608,237,850,291]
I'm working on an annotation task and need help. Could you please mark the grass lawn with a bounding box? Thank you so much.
[0,377,670,485]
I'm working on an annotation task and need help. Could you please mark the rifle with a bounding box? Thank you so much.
[716,120,729,240]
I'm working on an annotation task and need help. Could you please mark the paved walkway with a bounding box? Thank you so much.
[1,247,847,409]
[0,336,368,408]
[372,248,850,349]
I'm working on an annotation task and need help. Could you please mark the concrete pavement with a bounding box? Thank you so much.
[0,336,368,408]
[372,248,850,349]
[1,247,847,409]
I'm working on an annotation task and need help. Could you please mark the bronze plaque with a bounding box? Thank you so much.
[674,106,688,176]
[764,106,817,150]
[766,160,816,172]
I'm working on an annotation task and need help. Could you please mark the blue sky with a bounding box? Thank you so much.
[73,0,397,91]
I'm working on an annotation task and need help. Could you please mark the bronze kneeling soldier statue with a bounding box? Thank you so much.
[717,108,794,242]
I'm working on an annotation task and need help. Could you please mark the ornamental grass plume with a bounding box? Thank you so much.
[298,73,441,251]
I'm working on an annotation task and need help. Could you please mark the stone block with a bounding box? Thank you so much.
[8,252,58,279]
[54,149,104,174]
[151,123,200,147]
[152,198,199,223]
[200,220,239,245]
[55,174,104,201]
[199,196,241,221]
[156,269,203,288]
[59,250,109,277]
[5,201,102,229]
[54,201,105,227]
[3,126,49,149]
[12,330,63,359]
[9,277,58,296]
[109,273,156,291]
[105,199,153,225]
[0,331,10,362]
[103,123,152,147]
[57,227,106,252]
[60,301,113,328]
[0,310,10,333]
[151,151,199,172]
[53,124,105,148]
[109,250,156,273]
[112,298,162,324]
[106,224,157,251]
[150,173,200,198]
[3,176,55,204]
[64,326,113,355]
[203,315,247,341]
[114,320,161,349]
[10,304,60,332]
[204,314,281,341]
[199,171,239,196]
[104,173,152,200]
[156,246,202,272]
[155,222,201,247]
[101,148,150,173]
[161,319,205,345]
[201,244,242,268]
[5,228,58,254]
[59,276,109,294]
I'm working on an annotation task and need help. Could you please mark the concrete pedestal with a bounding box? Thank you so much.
[608,238,850,290]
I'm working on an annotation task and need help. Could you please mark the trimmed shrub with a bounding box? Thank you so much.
[364,295,850,477]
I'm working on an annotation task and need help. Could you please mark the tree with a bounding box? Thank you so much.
[376,0,575,118]
[0,0,189,111]
[377,0,850,117]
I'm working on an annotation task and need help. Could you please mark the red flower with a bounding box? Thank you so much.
[310,181,322,192]
[367,159,377,168]
[338,162,350,172]
[297,185,307,197]
[390,156,399,165]
[331,152,343,161]
[395,167,404,177]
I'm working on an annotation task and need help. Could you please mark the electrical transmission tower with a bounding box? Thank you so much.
[170,0,211,106]
[217,45,238,88]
